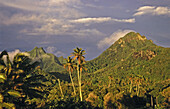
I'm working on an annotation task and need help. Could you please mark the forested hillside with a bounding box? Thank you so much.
[0,32,169,108]
[28,47,66,72]
[86,32,169,79]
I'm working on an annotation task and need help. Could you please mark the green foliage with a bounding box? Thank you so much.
[0,32,169,108]
[7,90,22,98]
[0,73,6,83]
[82,32,170,108]
[45,97,101,109]
[1,102,15,109]
[0,51,47,108]
[28,47,65,72]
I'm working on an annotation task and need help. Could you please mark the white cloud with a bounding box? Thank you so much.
[31,21,104,37]
[97,29,134,49]
[72,29,105,38]
[49,0,81,6]
[54,51,66,57]
[1,49,30,63]
[7,49,21,62]
[0,0,86,37]
[0,0,45,12]
[0,0,108,38]
[32,22,73,35]
[112,18,135,23]
[46,46,57,53]
[134,6,170,16]
[0,0,81,12]
[1,14,44,25]
[70,17,112,23]
[45,46,66,57]
[0,0,85,25]
[70,17,135,24]
[0,0,85,19]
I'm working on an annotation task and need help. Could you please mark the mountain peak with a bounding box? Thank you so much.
[110,32,154,50]
[34,47,46,53]
[29,47,46,58]
[120,32,146,41]
[87,32,158,73]
[28,47,65,72]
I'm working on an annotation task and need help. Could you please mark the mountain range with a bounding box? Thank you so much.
[27,32,170,82]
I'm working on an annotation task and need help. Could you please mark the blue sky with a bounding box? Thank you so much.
[0,0,170,60]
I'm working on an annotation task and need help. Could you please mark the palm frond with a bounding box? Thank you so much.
[0,93,4,103]
[0,50,8,58]
[1,102,15,109]
[7,90,22,97]
[0,73,6,80]
[26,82,46,87]
[26,75,45,82]
[24,88,44,99]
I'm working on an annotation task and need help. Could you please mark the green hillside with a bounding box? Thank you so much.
[1,32,169,108]
[75,32,170,108]
[86,32,170,81]
[27,47,66,72]
[23,32,169,108]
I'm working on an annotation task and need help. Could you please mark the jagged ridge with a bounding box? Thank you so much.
[28,47,65,72]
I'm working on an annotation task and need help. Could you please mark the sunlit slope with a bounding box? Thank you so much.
[86,32,170,81]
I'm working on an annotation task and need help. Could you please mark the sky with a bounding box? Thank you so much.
[0,0,170,60]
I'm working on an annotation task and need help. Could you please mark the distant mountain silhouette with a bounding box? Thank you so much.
[28,47,66,72]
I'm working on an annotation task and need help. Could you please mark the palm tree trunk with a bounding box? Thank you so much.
[130,81,132,93]
[77,64,82,101]
[136,84,138,96]
[151,95,153,108]
[137,84,139,96]
[79,69,82,101]
[156,97,158,107]
[69,70,76,95]
[57,79,64,99]
[108,79,111,88]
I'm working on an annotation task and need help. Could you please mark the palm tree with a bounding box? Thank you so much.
[12,53,46,99]
[0,50,16,109]
[71,47,86,101]
[63,56,76,95]
[0,51,46,108]
[71,47,86,64]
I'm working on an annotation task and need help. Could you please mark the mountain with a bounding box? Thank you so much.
[80,32,169,108]
[27,32,170,81]
[85,32,170,81]
[24,32,169,108]
[27,47,66,72]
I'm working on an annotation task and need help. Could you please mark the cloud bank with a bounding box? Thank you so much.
[134,6,170,17]
[97,30,134,49]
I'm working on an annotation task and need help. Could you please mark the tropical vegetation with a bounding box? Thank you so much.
[0,32,169,108]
